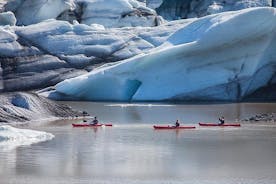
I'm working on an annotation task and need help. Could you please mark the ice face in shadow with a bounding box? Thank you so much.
[154,0,272,20]
[53,7,276,101]
[0,125,54,151]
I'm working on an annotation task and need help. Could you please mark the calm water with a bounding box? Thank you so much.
[0,102,276,184]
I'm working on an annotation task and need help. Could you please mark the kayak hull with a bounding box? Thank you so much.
[153,125,196,129]
[198,123,241,127]
[72,123,113,127]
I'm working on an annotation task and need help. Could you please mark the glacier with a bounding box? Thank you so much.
[0,18,189,92]
[50,7,276,101]
[78,0,164,27]
[0,125,54,151]
[3,0,74,25]
[3,0,163,27]
[147,0,273,20]
[0,11,16,26]
[1,0,274,27]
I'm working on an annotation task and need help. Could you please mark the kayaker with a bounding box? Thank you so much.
[219,116,225,125]
[175,120,180,127]
[82,111,87,123]
[90,116,99,125]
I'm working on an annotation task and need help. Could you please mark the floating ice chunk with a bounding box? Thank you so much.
[0,125,54,151]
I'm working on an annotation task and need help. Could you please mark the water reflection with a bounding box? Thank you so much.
[61,102,276,124]
[0,102,276,183]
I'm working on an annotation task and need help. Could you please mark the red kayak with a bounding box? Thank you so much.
[72,123,113,127]
[153,125,196,130]
[198,123,241,127]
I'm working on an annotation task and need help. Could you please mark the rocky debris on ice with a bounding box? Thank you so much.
[0,125,54,151]
[0,92,84,123]
[49,7,276,102]
[2,0,163,27]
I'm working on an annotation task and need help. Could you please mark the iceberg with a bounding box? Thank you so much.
[0,125,54,151]
[52,7,276,101]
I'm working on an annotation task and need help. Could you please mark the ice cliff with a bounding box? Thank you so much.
[50,7,276,101]
[0,3,275,102]
[0,18,189,92]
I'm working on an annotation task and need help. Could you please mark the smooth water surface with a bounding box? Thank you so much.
[0,102,276,184]
[62,101,276,124]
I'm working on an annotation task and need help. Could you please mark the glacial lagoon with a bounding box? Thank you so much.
[0,102,276,184]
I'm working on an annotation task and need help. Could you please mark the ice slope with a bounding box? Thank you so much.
[53,7,276,101]
[0,125,54,151]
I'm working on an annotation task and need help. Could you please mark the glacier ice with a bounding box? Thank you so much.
[0,125,54,151]
[1,0,273,27]
[2,0,163,27]
[52,7,276,101]
[154,0,272,20]
[77,0,163,27]
[4,0,74,25]
[0,16,188,91]
[0,11,16,26]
